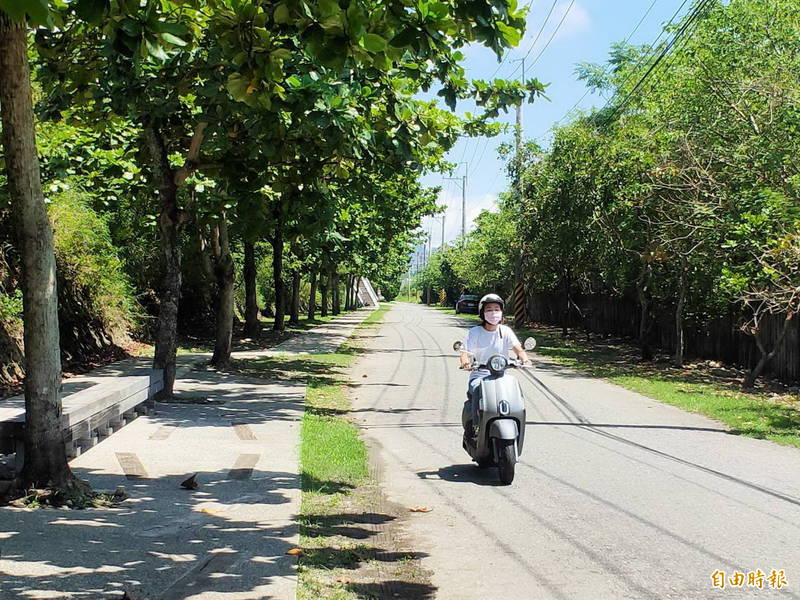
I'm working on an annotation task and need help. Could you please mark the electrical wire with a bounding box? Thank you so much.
[631,0,715,111]
[549,0,661,130]
[594,0,693,116]
[521,0,577,73]
[501,0,559,80]
[607,0,714,120]
[489,0,541,80]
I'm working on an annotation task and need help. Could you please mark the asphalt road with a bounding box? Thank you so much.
[350,303,800,600]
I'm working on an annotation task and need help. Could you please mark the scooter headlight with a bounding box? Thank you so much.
[488,355,508,374]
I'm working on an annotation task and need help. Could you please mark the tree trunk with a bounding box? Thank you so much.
[345,274,353,310]
[561,272,570,338]
[0,13,78,490]
[307,271,317,320]
[636,262,654,361]
[674,267,686,367]
[271,224,286,332]
[743,313,793,389]
[289,270,301,325]
[320,272,329,317]
[146,125,182,398]
[210,217,234,367]
[332,272,340,315]
[196,229,215,322]
[243,241,259,337]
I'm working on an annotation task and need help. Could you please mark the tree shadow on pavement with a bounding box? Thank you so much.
[347,581,437,599]
[0,466,302,599]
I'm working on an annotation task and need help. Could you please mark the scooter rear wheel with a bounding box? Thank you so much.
[497,440,516,485]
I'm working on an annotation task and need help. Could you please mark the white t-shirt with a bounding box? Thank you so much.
[464,324,520,379]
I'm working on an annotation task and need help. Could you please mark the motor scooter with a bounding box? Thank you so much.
[453,337,536,485]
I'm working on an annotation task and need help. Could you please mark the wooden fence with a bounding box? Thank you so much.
[528,292,799,384]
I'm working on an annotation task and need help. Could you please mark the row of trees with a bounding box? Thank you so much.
[417,0,799,388]
[0,0,546,493]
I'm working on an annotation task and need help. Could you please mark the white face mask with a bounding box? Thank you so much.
[485,310,502,325]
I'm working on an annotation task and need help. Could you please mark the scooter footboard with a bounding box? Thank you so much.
[489,419,519,440]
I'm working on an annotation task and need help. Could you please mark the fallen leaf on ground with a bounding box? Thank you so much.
[362,374,368,378]
[286,547,304,556]
[409,506,433,513]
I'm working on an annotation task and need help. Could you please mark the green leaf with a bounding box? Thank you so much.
[271,48,292,61]
[4,0,49,25]
[362,33,387,53]
[75,0,109,24]
[144,37,169,61]
[0,0,28,22]
[496,22,521,47]
[158,32,188,47]
[389,28,419,48]
[226,73,249,102]
[274,3,290,24]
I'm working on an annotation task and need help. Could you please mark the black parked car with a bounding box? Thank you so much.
[455,294,480,314]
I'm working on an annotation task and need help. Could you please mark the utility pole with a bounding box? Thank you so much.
[428,223,433,261]
[445,161,467,247]
[430,213,446,252]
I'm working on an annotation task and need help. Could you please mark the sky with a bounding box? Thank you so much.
[419,0,695,249]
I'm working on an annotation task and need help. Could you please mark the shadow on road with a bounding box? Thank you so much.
[417,464,502,487]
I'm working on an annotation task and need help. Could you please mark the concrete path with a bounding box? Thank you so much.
[0,310,373,599]
[351,303,800,600]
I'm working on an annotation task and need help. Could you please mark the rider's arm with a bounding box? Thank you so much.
[512,344,532,365]
[459,351,473,369]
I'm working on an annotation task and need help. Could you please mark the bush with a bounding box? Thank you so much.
[49,188,140,340]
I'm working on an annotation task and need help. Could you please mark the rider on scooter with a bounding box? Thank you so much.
[459,293,531,438]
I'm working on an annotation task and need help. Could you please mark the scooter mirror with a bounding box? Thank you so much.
[453,341,463,352]
[523,337,537,351]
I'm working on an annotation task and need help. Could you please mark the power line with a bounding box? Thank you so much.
[489,0,540,80]
[595,0,693,115]
[548,0,661,130]
[607,0,714,120]
[632,0,715,109]
[522,0,577,73]
[502,0,559,80]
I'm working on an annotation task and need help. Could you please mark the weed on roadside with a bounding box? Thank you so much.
[518,325,800,448]
[235,304,433,599]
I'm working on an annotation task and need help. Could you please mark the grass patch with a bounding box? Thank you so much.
[233,305,397,599]
[518,326,800,448]
[360,302,393,327]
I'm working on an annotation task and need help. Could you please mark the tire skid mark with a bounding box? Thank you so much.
[367,306,767,597]
[466,351,800,551]
[375,400,664,598]
[367,307,650,594]
[520,365,800,522]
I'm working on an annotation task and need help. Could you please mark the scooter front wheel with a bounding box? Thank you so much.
[497,439,516,485]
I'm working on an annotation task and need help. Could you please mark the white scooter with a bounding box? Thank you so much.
[454,337,536,485]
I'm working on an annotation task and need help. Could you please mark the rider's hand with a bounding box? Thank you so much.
[521,359,532,367]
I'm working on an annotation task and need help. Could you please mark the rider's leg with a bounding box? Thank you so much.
[467,377,483,432]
